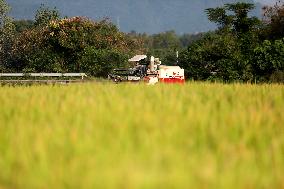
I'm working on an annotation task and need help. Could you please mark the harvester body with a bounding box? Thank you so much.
[108,55,185,84]
[158,66,185,84]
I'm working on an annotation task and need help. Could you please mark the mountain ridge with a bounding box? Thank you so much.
[6,0,263,34]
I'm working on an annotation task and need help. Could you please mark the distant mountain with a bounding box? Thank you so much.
[6,0,263,34]
[255,0,277,5]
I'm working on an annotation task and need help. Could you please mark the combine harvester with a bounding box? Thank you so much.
[108,55,185,84]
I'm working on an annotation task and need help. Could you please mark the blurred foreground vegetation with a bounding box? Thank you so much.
[0,83,283,188]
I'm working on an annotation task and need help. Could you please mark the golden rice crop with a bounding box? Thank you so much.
[0,82,283,189]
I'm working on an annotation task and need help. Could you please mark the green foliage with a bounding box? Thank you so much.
[151,31,180,65]
[143,31,181,65]
[150,31,180,49]
[0,0,9,27]
[10,27,48,72]
[252,38,284,82]
[262,1,284,40]
[10,17,136,76]
[206,2,260,34]
[179,33,205,47]
[13,19,34,33]
[0,0,15,72]
[225,2,256,31]
[206,7,233,30]
[34,4,60,26]
[80,47,128,77]
[180,2,284,83]
[179,33,244,81]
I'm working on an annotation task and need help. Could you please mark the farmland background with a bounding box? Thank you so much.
[0,83,283,188]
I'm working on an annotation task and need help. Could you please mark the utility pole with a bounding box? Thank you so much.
[117,16,120,30]
[176,50,179,65]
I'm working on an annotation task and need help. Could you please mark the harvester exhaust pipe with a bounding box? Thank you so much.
[150,56,155,72]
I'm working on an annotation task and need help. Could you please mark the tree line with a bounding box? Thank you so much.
[178,1,284,83]
[0,0,283,82]
[0,3,143,77]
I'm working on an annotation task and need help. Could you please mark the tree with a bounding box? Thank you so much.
[80,48,128,77]
[179,32,206,48]
[0,0,15,71]
[206,3,260,35]
[13,20,34,33]
[0,0,10,28]
[179,33,245,81]
[225,3,260,34]
[262,0,284,40]
[206,7,233,31]
[11,17,137,76]
[34,4,60,26]
[252,38,284,82]
[152,31,180,49]
[145,31,181,65]
[180,2,263,82]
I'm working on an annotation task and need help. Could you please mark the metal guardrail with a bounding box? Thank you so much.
[0,80,88,84]
[0,73,87,79]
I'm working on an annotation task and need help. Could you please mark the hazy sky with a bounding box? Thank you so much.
[255,0,279,4]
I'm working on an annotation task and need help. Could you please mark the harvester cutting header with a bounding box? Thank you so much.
[108,55,185,84]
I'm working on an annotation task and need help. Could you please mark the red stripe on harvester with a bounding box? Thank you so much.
[160,78,185,84]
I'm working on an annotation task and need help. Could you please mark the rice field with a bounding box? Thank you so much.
[0,82,283,189]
